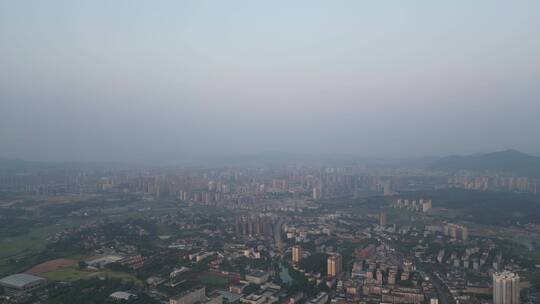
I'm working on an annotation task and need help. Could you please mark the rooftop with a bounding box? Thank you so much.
[215,290,242,302]
[110,291,136,300]
[493,270,519,280]
[0,274,46,288]
[248,270,268,278]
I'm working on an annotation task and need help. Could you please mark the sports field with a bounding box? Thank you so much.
[40,265,142,284]
[25,259,76,274]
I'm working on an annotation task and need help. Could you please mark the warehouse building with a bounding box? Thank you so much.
[0,273,46,297]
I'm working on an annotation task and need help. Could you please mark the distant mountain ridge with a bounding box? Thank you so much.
[431,149,540,177]
[3,150,540,177]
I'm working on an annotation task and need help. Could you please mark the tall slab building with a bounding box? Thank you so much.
[493,271,520,304]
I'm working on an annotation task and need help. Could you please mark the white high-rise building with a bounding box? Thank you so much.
[312,187,322,200]
[493,271,520,304]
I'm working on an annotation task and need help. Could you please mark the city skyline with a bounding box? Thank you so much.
[1,2,540,304]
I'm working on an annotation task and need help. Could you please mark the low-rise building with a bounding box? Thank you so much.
[110,291,137,301]
[170,286,223,304]
[246,270,269,285]
[307,292,328,304]
[215,290,242,304]
[0,273,46,297]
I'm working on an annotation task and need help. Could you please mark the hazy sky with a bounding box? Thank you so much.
[1,1,540,163]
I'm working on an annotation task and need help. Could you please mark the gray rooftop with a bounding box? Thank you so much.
[248,270,268,277]
[110,291,136,300]
[0,274,46,288]
[215,290,242,302]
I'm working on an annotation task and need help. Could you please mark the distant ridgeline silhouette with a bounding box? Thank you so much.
[431,149,540,177]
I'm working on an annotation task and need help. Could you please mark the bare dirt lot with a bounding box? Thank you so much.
[25,259,76,274]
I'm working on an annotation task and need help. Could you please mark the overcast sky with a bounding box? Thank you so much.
[1,1,540,164]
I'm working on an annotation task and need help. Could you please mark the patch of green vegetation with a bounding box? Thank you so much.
[468,222,540,248]
[41,266,93,281]
[404,189,540,226]
[0,233,46,259]
[47,277,158,304]
[385,207,431,228]
[41,265,142,285]
[198,273,229,287]
[0,217,96,276]
[299,253,328,275]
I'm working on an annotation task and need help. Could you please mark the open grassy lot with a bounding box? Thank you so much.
[0,228,54,276]
[40,266,93,281]
[0,218,94,276]
[468,222,540,251]
[41,265,142,284]
[0,224,54,260]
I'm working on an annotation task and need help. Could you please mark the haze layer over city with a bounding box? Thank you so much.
[1,1,540,304]
[2,1,540,164]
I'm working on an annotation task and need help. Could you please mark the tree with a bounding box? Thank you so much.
[78,260,87,269]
